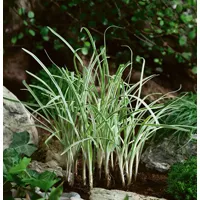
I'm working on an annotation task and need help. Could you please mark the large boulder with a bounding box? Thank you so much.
[141,134,197,172]
[3,86,38,149]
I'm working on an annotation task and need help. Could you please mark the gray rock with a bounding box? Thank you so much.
[62,192,81,199]
[3,86,38,149]
[46,149,67,168]
[141,135,197,172]
[90,188,166,200]
[35,190,83,200]
[14,191,83,200]
[29,160,65,177]
[29,160,75,185]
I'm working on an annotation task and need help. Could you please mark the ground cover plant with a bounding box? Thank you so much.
[3,131,63,199]
[167,156,197,200]
[21,27,191,189]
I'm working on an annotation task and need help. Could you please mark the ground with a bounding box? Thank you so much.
[31,118,175,200]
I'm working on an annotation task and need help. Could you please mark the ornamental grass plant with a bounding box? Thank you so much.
[161,92,197,137]
[28,65,68,106]
[21,27,190,189]
[154,92,197,144]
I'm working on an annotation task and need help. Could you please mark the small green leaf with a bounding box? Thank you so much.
[182,52,192,61]
[192,66,197,74]
[84,41,91,48]
[179,35,187,46]
[165,8,173,17]
[40,27,49,36]
[9,131,37,157]
[154,58,159,63]
[155,29,162,34]
[89,1,95,6]
[149,34,154,38]
[23,20,28,26]
[81,47,88,55]
[135,55,141,62]
[23,171,60,192]
[138,1,145,6]
[18,8,25,16]
[49,182,63,200]
[43,36,49,41]
[131,16,137,22]
[54,39,64,50]
[3,148,20,176]
[176,54,185,63]
[60,5,67,11]
[167,47,174,54]
[160,20,164,26]
[9,157,31,174]
[169,21,176,27]
[180,14,193,23]
[144,28,150,32]
[28,29,36,36]
[18,32,24,39]
[188,30,196,40]
[176,4,183,13]
[156,11,164,17]
[36,44,44,50]
[30,18,35,24]
[26,168,39,179]
[28,11,35,18]
[11,36,17,44]
[124,0,130,4]
[123,194,129,200]
[68,2,77,7]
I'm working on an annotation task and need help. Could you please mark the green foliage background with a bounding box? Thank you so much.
[4,0,197,74]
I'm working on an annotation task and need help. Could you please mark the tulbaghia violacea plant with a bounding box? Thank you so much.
[21,27,190,189]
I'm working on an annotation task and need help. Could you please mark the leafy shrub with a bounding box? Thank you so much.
[22,27,190,189]
[167,156,197,200]
[3,131,62,199]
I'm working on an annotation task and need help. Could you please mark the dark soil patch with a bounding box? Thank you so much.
[62,166,174,200]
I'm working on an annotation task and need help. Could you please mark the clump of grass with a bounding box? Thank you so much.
[154,92,197,143]
[21,27,190,189]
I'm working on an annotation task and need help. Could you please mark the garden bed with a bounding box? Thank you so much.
[32,122,174,200]
[17,27,196,200]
